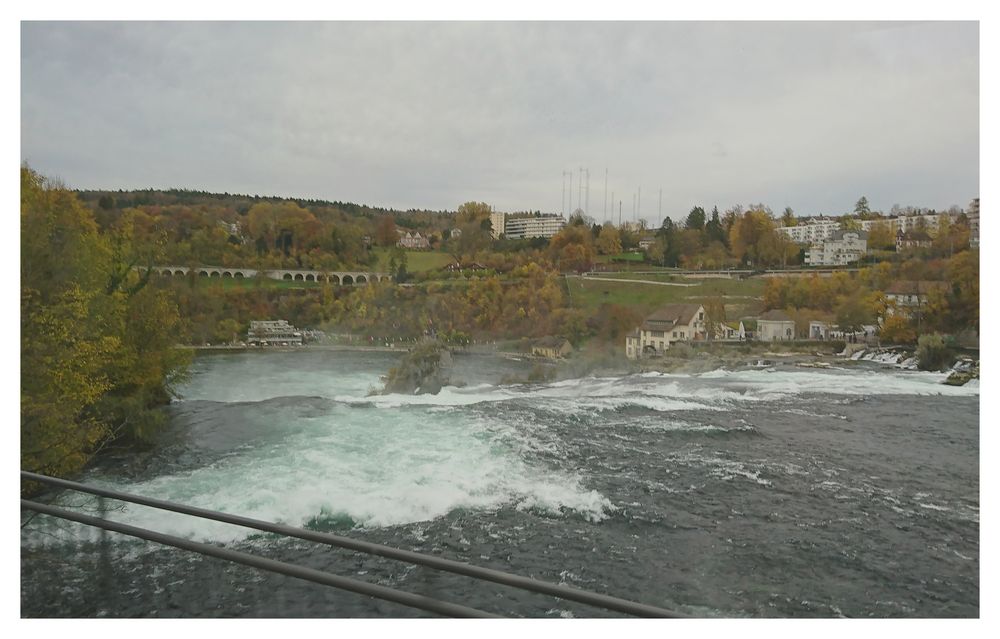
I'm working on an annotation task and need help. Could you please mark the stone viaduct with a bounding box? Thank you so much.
[142,266,391,286]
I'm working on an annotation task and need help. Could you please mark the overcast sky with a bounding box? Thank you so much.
[21,21,979,223]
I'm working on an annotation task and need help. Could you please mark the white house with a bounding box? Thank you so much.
[757,310,796,341]
[884,280,948,317]
[397,232,430,249]
[809,320,831,340]
[625,304,706,359]
[715,320,749,341]
[805,229,868,266]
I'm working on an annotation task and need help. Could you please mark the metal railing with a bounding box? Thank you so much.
[21,471,684,618]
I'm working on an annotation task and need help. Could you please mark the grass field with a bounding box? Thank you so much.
[566,275,766,318]
[372,248,455,272]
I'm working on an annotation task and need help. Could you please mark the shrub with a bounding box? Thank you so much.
[916,333,956,371]
[669,342,694,359]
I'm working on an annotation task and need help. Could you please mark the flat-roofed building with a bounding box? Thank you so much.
[503,214,566,239]
[247,320,303,346]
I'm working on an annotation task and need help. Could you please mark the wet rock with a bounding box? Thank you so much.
[381,341,452,395]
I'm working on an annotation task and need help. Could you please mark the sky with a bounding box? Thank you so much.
[20,21,979,224]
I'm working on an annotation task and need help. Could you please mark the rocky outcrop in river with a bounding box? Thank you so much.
[380,341,452,395]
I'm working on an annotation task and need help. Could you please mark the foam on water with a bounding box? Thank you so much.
[26,402,613,545]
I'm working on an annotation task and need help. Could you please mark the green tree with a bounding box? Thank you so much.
[705,206,726,246]
[780,207,796,227]
[854,196,871,218]
[685,206,706,230]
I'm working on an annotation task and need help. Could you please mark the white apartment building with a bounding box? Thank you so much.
[805,229,868,266]
[968,198,979,248]
[502,214,566,240]
[489,211,507,240]
[858,213,948,235]
[777,219,841,244]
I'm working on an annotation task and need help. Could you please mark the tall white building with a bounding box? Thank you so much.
[968,198,980,248]
[489,211,506,240]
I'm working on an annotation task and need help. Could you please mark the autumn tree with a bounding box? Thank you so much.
[456,201,492,224]
[548,224,595,273]
[867,220,895,251]
[21,167,190,487]
[595,224,622,255]
[728,208,777,267]
[374,215,398,247]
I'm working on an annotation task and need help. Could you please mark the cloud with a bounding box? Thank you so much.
[21,21,979,219]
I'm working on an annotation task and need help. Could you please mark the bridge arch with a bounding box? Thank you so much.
[356,274,368,284]
[342,274,354,286]
[234,272,244,279]
[305,274,315,282]
[209,271,221,278]
[175,269,185,276]
[222,271,233,278]
[283,273,293,281]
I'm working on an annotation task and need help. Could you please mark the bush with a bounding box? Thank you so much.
[668,342,694,359]
[916,333,956,371]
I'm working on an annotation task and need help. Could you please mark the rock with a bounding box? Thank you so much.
[381,341,452,395]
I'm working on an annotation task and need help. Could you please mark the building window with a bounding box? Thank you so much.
[672,332,677,338]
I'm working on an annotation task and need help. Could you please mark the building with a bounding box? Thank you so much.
[444,261,487,272]
[715,320,749,341]
[805,229,868,266]
[757,310,795,341]
[884,281,949,316]
[638,236,657,251]
[777,219,841,244]
[502,214,566,240]
[968,198,979,248]
[625,304,706,359]
[489,211,506,240]
[895,229,933,251]
[247,320,302,346]
[397,231,430,249]
[809,320,832,340]
[531,337,573,359]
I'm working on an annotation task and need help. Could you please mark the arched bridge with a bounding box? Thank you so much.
[141,266,391,285]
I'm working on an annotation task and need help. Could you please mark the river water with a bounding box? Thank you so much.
[21,350,980,618]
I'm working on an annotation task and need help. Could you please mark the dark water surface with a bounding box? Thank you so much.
[21,350,979,618]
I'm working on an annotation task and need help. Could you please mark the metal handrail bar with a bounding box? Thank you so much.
[21,499,499,619]
[21,470,683,617]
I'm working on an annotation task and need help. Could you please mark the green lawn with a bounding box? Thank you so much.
[566,276,765,316]
[372,248,455,272]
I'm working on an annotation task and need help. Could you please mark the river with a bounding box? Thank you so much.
[21,350,980,617]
